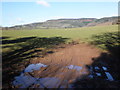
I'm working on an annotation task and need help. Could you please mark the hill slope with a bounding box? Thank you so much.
[2,16,119,30]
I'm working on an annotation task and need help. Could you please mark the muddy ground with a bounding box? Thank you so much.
[3,42,120,88]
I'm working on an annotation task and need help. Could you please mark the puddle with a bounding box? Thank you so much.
[24,63,47,72]
[96,73,101,76]
[12,73,37,88]
[12,63,82,88]
[102,66,107,71]
[14,63,114,88]
[88,72,101,79]
[13,73,61,88]
[12,63,48,88]
[88,75,94,78]
[31,77,61,88]
[95,67,100,70]
[105,72,114,81]
[66,65,82,71]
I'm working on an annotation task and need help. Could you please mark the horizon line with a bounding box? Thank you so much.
[2,15,118,27]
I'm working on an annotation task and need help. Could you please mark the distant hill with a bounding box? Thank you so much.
[2,16,119,30]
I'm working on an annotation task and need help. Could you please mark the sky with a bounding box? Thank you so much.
[1,1,118,27]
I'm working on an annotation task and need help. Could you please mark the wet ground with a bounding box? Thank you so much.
[11,43,118,88]
[12,63,115,88]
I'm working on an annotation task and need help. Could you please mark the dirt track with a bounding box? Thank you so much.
[32,43,102,88]
[13,42,107,88]
[39,43,101,65]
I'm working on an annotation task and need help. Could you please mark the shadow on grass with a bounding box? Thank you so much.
[2,37,36,44]
[0,36,10,44]
[2,36,69,88]
[91,32,120,58]
[0,36,10,40]
[72,32,120,88]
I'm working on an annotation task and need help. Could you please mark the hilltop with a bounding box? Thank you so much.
[2,16,119,30]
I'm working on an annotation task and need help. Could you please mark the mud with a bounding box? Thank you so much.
[11,43,117,88]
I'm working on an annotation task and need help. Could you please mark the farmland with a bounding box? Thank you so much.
[2,25,120,88]
[2,25,118,52]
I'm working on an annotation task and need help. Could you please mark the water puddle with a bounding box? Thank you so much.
[13,62,114,88]
[12,63,49,88]
[12,63,82,88]
[105,72,114,81]
[32,77,61,88]
[88,75,94,78]
[13,73,61,88]
[95,67,100,70]
[102,66,107,71]
[96,73,101,76]
[66,65,82,71]
[13,73,37,88]
[24,63,47,72]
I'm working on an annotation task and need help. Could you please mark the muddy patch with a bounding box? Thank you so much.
[11,43,117,88]
[12,63,64,88]
[12,62,116,88]
[13,73,62,88]
[87,66,114,81]
[12,62,115,88]
[12,63,84,88]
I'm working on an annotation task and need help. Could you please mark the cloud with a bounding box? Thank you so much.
[36,0,50,7]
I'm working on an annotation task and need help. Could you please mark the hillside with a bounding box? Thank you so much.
[2,16,119,30]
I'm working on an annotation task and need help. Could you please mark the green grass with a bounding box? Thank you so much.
[2,25,119,82]
[2,25,118,40]
[2,25,120,88]
[2,25,118,53]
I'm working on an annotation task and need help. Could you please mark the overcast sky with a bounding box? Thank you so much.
[2,1,118,27]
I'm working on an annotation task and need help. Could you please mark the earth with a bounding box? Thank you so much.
[3,42,120,88]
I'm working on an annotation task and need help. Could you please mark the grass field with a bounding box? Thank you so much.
[2,25,118,53]
[2,25,118,40]
[2,25,119,88]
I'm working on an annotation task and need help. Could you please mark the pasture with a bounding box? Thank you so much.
[2,25,120,88]
[2,25,118,53]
